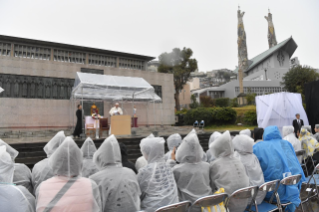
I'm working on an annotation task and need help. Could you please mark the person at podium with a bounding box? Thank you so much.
[109,102,123,116]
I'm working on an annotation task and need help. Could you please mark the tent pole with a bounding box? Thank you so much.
[81,88,84,138]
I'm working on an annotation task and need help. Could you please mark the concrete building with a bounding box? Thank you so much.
[0,35,175,129]
[192,37,297,103]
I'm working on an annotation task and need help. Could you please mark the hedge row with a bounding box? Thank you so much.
[184,107,237,125]
[200,97,231,107]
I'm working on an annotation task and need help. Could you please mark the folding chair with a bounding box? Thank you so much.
[225,186,258,212]
[300,164,319,212]
[279,174,302,211]
[155,201,192,212]
[193,193,228,212]
[247,180,281,212]
[295,149,308,177]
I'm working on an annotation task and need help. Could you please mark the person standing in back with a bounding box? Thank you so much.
[293,113,304,138]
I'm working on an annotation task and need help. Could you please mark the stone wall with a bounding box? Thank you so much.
[0,56,175,129]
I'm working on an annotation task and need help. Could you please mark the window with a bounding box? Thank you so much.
[152,85,162,98]
[53,49,85,64]
[88,54,116,67]
[14,44,50,60]
[0,42,11,56]
[119,58,144,70]
[81,68,104,75]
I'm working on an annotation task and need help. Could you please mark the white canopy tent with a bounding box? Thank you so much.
[0,87,3,94]
[70,72,162,135]
[256,92,309,134]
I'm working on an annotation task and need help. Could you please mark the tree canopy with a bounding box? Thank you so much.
[158,47,198,110]
[282,65,319,93]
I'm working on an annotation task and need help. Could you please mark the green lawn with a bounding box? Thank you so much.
[232,105,256,116]
[205,124,257,131]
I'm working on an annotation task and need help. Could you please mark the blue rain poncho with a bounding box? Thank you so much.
[253,126,305,212]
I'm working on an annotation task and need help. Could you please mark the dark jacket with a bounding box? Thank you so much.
[292,119,304,136]
[120,143,137,174]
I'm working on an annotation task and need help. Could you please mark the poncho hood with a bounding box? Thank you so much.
[210,131,234,158]
[263,126,282,141]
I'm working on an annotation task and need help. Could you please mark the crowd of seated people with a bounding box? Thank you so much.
[0,124,318,212]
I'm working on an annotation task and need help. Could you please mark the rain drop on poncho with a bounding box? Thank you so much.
[283,126,302,163]
[206,132,221,162]
[36,137,101,212]
[209,131,249,212]
[90,135,141,212]
[232,134,265,204]
[172,132,212,212]
[164,133,182,161]
[32,131,65,193]
[138,137,179,212]
[253,126,305,212]
[0,139,33,194]
[0,146,35,212]
[81,137,99,177]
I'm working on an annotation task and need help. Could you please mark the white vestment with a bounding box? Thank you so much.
[109,107,123,116]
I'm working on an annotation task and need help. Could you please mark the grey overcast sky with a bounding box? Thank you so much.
[0,0,318,72]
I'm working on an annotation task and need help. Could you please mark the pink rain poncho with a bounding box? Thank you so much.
[32,131,65,193]
[36,137,101,212]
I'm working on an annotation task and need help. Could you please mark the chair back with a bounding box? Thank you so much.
[85,116,95,128]
[295,149,306,157]
[226,186,258,209]
[193,193,228,208]
[155,201,192,212]
[99,118,109,130]
[280,174,302,186]
[258,179,280,203]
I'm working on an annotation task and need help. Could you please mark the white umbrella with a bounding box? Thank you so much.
[0,87,3,94]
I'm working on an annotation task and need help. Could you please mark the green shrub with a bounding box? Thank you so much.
[175,108,188,115]
[212,107,237,124]
[184,107,214,125]
[245,93,257,105]
[215,98,230,107]
[184,107,237,125]
[230,98,238,107]
[200,96,215,107]
[189,94,199,109]
[243,110,257,125]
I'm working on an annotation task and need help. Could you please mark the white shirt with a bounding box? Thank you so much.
[109,107,123,116]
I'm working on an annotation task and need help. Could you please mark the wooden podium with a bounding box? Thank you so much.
[110,115,131,136]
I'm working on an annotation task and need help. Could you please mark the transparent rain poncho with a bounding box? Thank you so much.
[32,131,65,193]
[209,131,249,212]
[36,137,101,212]
[172,133,212,212]
[138,137,179,212]
[239,129,251,137]
[186,129,207,162]
[0,139,33,194]
[314,124,319,141]
[253,126,305,212]
[0,146,35,212]
[81,137,99,178]
[206,132,221,162]
[283,126,302,162]
[135,134,154,171]
[232,135,265,204]
[90,135,141,212]
[164,133,182,161]
[299,128,319,157]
